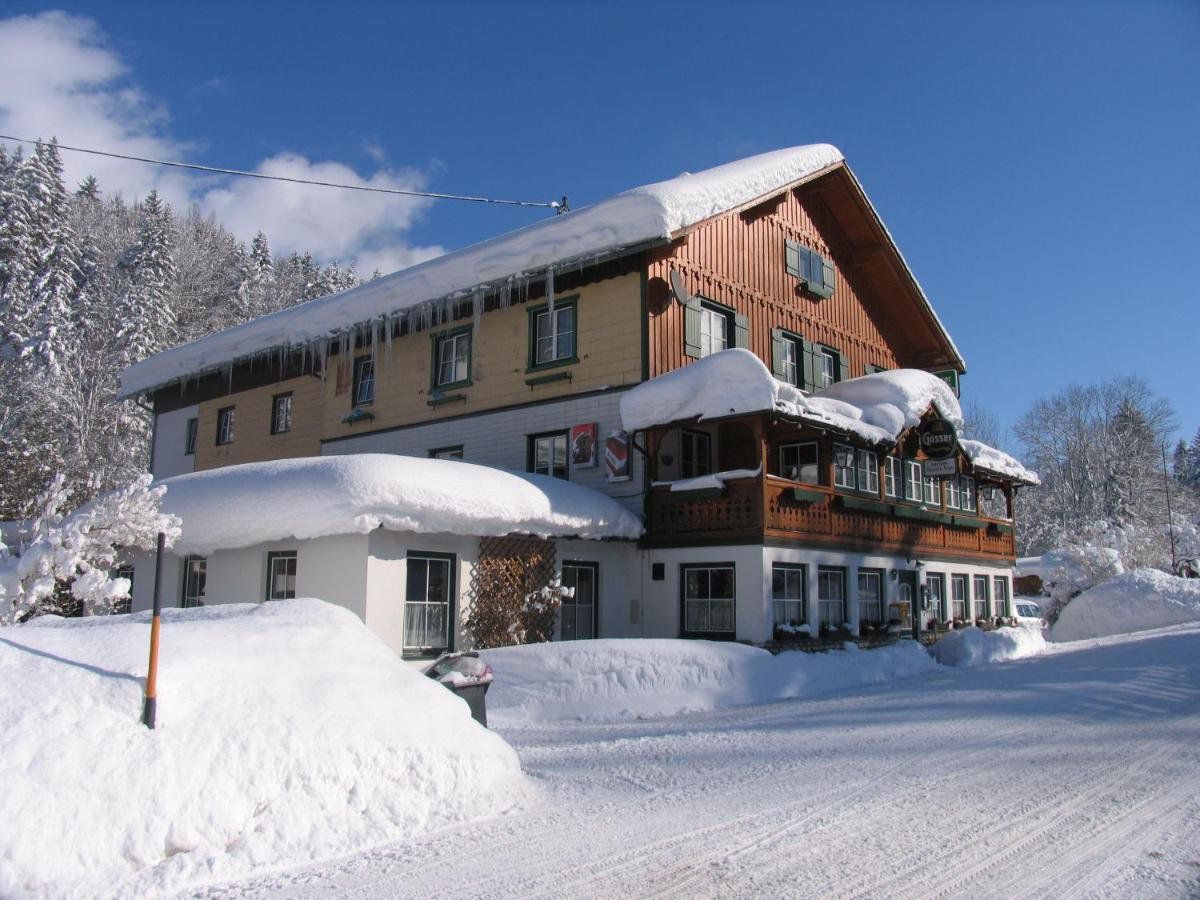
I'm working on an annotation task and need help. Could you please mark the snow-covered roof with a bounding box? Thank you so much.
[159,454,643,555]
[618,349,1038,484]
[120,145,848,398]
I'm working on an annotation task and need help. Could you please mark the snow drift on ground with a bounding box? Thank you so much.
[0,599,528,897]
[159,453,642,554]
[1050,569,1200,642]
[121,146,845,397]
[480,638,937,723]
[929,625,1048,667]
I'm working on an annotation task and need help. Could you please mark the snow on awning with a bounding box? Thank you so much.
[618,349,1038,484]
[159,454,643,555]
[120,145,845,398]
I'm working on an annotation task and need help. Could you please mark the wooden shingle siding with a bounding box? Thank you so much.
[194,372,323,471]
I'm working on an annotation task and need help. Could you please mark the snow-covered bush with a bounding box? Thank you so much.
[1036,546,1125,625]
[0,473,180,624]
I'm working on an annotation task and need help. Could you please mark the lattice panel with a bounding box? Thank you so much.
[465,535,557,649]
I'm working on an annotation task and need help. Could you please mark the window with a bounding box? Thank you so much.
[352,355,375,406]
[784,239,835,299]
[927,573,946,622]
[959,476,976,514]
[818,567,846,629]
[405,552,455,657]
[699,304,731,358]
[944,475,960,510]
[430,445,464,460]
[818,349,838,388]
[993,576,1010,618]
[530,301,577,367]
[184,417,197,455]
[884,456,902,498]
[973,574,990,620]
[858,569,884,626]
[856,449,879,494]
[680,429,712,479]
[780,442,819,483]
[834,443,856,489]
[181,555,206,608]
[951,574,968,620]
[780,334,799,385]
[271,393,292,435]
[905,460,923,501]
[434,328,471,388]
[560,561,598,641]
[772,563,806,630]
[215,406,235,446]
[528,431,568,479]
[265,551,297,601]
[681,564,735,637]
[923,474,942,506]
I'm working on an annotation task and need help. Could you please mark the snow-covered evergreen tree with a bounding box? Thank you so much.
[114,190,177,365]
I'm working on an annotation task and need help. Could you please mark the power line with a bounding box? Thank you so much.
[0,133,567,211]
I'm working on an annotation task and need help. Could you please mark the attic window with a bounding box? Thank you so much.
[784,239,835,299]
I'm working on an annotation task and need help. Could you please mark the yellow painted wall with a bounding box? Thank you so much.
[194,372,323,470]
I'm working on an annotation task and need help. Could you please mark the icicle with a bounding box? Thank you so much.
[472,288,484,332]
[547,264,556,361]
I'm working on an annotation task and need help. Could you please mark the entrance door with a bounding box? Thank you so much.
[895,570,919,629]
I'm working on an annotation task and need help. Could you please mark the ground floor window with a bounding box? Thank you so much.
[772,563,806,630]
[560,561,598,641]
[181,555,206,608]
[265,551,297,601]
[858,569,883,626]
[973,574,990,620]
[405,552,455,657]
[993,575,1010,618]
[818,567,846,629]
[528,431,568,479]
[681,564,735,636]
[951,574,968,619]
[927,573,946,622]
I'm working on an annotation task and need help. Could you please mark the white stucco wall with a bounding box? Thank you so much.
[151,405,199,480]
[554,539,642,639]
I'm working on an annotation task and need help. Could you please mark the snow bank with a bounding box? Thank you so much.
[930,625,1047,668]
[960,439,1040,485]
[120,146,844,397]
[0,599,528,896]
[480,638,936,723]
[160,453,642,554]
[1050,569,1200,642]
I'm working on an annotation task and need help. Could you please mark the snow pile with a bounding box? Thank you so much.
[658,466,761,492]
[160,453,642,554]
[121,146,844,397]
[0,599,528,896]
[814,366,962,437]
[480,638,936,723]
[1050,569,1200,642]
[960,439,1040,485]
[930,625,1047,668]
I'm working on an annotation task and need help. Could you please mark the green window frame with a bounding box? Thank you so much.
[528,430,569,479]
[215,406,235,446]
[560,560,599,641]
[681,563,736,638]
[265,550,297,601]
[431,325,473,390]
[858,568,884,626]
[684,296,748,358]
[352,355,375,406]
[784,239,836,299]
[429,445,464,460]
[270,392,293,435]
[527,296,579,371]
[404,551,456,659]
[772,563,807,630]
[181,555,207,608]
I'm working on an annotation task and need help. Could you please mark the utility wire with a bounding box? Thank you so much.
[0,133,567,211]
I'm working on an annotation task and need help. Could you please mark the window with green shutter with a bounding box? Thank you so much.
[685,298,739,359]
[784,239,835,299]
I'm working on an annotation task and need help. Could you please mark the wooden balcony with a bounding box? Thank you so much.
[645,475,1016,562]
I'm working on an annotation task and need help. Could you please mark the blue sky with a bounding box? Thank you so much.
[2,1,1197,446]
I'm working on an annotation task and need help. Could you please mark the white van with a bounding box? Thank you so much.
[1014,600,1044,627]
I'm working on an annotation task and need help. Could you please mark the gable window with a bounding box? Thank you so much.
[528,431,568,479]
[951,574,968,619]
[780,442,819,484]
[530,300,577,368]
[884,456,902,498]
[430,445,464,460]
[181,555,206,608]
[923,474,942,506]
[905,461,923,502]
[184,417,198,455]
[560,561,598,641]
[433,327,472,388]
[215,406,235,446]
[681,563,735,637]
[405,552,455,658]
[858,569,884,627]
[265,551,297,601]
[833,443,856,489]
[772,563,806,631]
[993,576,1010,618]
[784,239,835,299]
[855,449,879,494]
[352,355,375,406]
[680,429,713,479]
[271,393,293,435]
[817,567,846,629]
[973,574,990,620]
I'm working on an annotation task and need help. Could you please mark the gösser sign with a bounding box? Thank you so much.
[918,415,958,460]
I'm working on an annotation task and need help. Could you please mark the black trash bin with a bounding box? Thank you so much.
[424,652,493,727]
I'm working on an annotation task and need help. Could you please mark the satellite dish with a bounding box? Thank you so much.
[669,269,690,306]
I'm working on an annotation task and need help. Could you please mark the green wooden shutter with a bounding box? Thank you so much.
[838,354,850,383]
[801,338,817,391]
[821,255,836,298]
[684,297,702,358]
[734,313,750,349]
[785,240,800,277]
[770,328,787,378]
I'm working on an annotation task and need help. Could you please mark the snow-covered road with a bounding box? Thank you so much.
[208,627,1200,899]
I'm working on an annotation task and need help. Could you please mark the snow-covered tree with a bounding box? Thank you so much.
[1036,546,1125,625]
[114,190,178,365]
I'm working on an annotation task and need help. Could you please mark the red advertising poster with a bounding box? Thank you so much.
[570,422,598,468]
[605,430,630,481]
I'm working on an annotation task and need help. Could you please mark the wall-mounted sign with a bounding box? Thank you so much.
[932,369,960,397]
[570,423,598,468]
[605,430,631,482]
[918,415,958,460]
[923,458,958,477]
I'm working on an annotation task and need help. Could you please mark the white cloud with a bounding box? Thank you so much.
[0,11,442,273]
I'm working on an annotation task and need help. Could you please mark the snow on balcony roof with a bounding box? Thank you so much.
[158,454,643,555]
[120,145,845,398]
[618,349,1038,484]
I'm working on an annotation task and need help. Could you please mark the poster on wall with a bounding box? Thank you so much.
[570,423,598,468]
[605,430,631,482]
